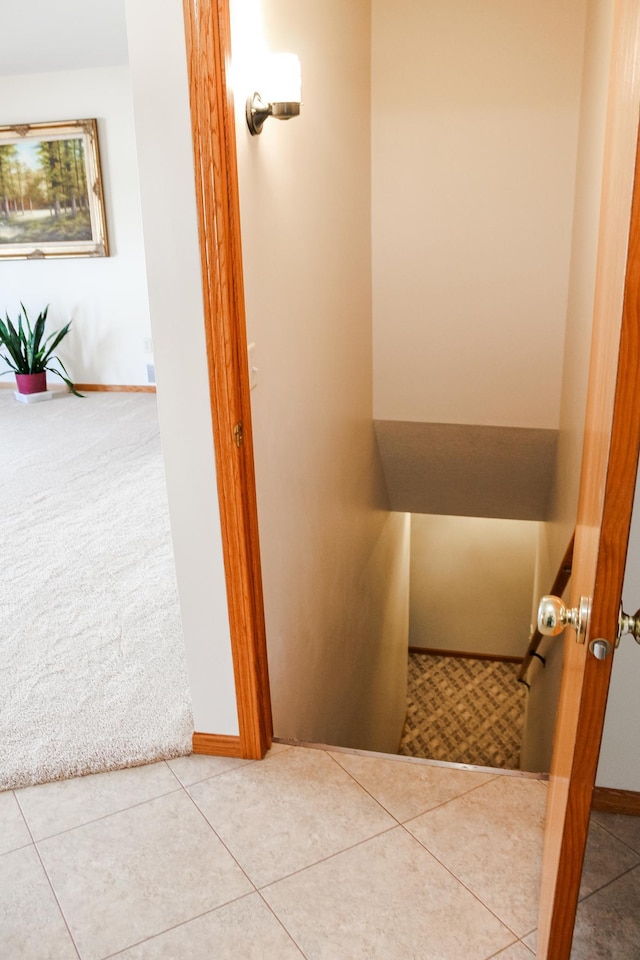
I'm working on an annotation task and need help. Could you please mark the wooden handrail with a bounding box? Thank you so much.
[518,533,575,684]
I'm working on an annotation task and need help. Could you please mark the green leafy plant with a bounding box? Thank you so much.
[0,303,82,396]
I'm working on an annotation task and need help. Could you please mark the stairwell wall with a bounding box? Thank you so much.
[230,0,410,752]
[520,0,625,773]
[371,0,586,430]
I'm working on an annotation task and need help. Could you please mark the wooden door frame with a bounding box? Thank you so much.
[181,0,271,760]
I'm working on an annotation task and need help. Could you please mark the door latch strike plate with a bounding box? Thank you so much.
[233,421,244,447]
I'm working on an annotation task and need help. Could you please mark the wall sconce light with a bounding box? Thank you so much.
[246,53,302,136]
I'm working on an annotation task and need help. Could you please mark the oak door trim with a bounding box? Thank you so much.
[181,0,272,759]
[192,733,244,758]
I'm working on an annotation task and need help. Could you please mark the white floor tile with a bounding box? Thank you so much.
[189,747,395,886]
[491,943,534,958]
[579,818,640,899]
[0,790,32,855]
[114,892,305,958]
[166,754,253,786]
[167,743,290,787]
[16,761,180,840]
[0,845,78,959]
[406,776,546,937]
[37,790,252,960]
[263,826,514,960]
[591,810,640,854]
[329,750,495,821]
[4,746,638,958]
[571,866,640,959]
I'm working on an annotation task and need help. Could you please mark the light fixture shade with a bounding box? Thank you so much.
[246,52,302,135]
[263,53,302,104]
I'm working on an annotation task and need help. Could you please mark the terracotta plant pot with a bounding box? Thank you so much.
[15,372,47,395]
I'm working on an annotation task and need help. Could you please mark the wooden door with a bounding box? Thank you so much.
[536,21,640,959]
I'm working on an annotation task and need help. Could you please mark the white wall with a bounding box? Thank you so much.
[410,515,538,657]
[597,480,640,790]
[125,0,238,735]
[0,65,153,386]
[231,0,411,753]
[371,0,587,429]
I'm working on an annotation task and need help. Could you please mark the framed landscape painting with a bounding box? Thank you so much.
[0,119,109,259]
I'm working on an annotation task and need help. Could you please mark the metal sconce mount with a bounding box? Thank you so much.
[246,92,301,136]
[245,52,302,136]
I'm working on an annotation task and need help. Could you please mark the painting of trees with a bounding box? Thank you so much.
[36,139,89,219]
[0,119,108,258]
[0,136,91,242]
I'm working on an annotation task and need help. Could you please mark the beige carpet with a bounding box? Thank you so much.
[0,390,193,791]
[399,652,526,769]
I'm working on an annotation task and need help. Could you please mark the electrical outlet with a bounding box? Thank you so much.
[143,337,153,354]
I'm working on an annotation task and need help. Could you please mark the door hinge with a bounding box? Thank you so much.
[233,421,244,447]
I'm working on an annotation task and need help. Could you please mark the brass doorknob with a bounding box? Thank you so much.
[618,607,640,645]
[537,595,591,643]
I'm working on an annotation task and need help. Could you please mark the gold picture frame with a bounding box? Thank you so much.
[0,118,108,259]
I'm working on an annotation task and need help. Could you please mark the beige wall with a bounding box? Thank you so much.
[230,0,410,753]
[521,0,613,772]
[371,0,587,429]
[410,516,538,657]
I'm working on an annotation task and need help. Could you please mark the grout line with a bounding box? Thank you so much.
[399,775,504,826]
[484,940,535,958]
[323,751,403,824]
[181,781,259,892]
[400,821,525,942]
[588,812,640,858]
[254,823,401,892]
[19,783,184,844]
[578,857,640,904]
[1,789,34,857]
[185,748,421,890]
[327,748,504,824]
[12,791,37,845]
[166,757,255,789]
[25,828,81,960]
[256,890,310,959]
[99,891,260,959]
[163,758,187,788]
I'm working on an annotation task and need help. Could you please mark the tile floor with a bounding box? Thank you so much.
[1,743,638,959]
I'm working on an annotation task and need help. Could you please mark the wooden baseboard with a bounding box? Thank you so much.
[592,786,640,816]
[0,382,156,393]
[192,732,243,757]
[409,646,524,664]
[74,384,157,393]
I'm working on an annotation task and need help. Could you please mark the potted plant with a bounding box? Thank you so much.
[0,303,82,396]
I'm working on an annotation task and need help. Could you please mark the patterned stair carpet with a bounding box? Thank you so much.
[398,652,526,769]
